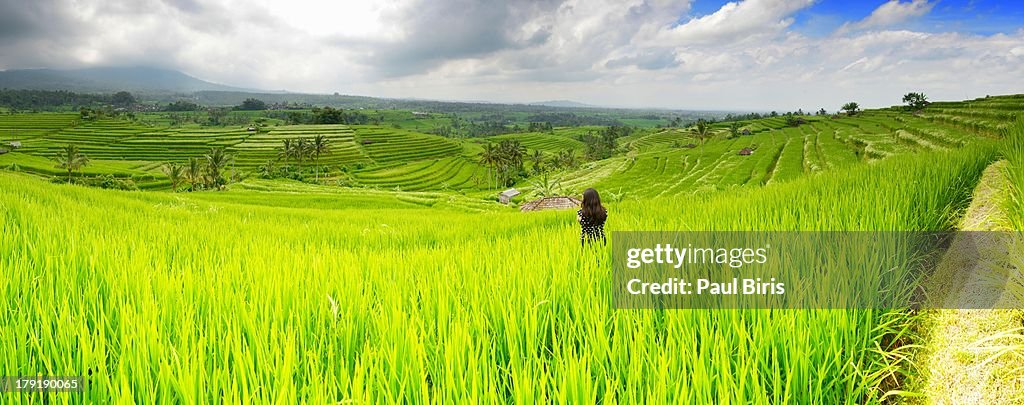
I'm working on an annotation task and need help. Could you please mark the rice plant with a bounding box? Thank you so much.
[0,142,996,403]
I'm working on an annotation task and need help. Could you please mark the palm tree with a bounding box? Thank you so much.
[204,147,233,190]
[477,143,498,189]
[311,134,331,182]
[185,157,203,192]
[690,119,713,153]
[278,139,293,165]
[500,140,526,171]
[552,149,576,169]
[293,138,311,170]
[162,162,184,192]
[54,144,89,183]
[728,122,740,139]
[528,149,545,174]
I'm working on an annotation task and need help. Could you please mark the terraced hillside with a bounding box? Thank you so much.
[486,131,585,152]
[231,125,369,168]
[351,157,487,191]
[547,108,997,198]
[921,95,1023,136]
[0,96,1019,197]
[353,126,463,164]
[0,113,79,140]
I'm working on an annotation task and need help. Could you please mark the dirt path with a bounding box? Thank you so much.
[919,160,1024,404]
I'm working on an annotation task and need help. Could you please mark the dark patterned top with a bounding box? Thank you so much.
[578,209,607,245]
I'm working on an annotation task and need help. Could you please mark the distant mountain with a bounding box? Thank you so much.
[528,100,596,108]
[0,66,260,94]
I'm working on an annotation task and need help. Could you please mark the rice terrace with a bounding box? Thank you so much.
[2,0,1024,404]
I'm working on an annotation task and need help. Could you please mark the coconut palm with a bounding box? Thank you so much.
[687,119,715,155]
[311,134,331,182]
[204,147,233,190]
[528,149,546,174]
[185,157,203,192]
[477,143,498,188]
[54,144,89,183]
[500,139,527,171]
[692,120,712,146]
[293,138,311,170]
[162,162,184,192]
[278,139,293,165]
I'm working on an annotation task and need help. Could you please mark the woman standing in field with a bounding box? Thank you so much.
[578,188,607,246]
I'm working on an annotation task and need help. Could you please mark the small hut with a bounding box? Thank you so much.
[741,129,751,136]
[498,188,520,204]
[9,141,22,149]
[738,147,753,156]
[520,196,582,212]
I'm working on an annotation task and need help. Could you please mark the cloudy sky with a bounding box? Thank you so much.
[1,0,1023,111]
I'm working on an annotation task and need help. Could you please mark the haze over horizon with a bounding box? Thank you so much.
[1,0,1023,111]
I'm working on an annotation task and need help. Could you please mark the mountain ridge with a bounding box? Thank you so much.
[0,66,261,94]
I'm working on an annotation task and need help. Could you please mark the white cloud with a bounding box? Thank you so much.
[839,0,934,33]
[0,0,1021,111]
[656,0,816,45]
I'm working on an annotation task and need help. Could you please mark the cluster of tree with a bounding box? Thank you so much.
[902,92,929,111]
[524,112,622,127]
[79,107,117,120]
[667,117,687,127]
[477,140,528,188]
[111,91,136,107]
[841,102,860,116]
[526,122,554,132]
[163,100,202,111]
[579,125,632,160]
[784,113,807,127]
[236,98,267,111]
[161,148,236,192]
[0,89,133,111]
[257,135,333,181]
[310,107,371,125]
[714,108,830,125]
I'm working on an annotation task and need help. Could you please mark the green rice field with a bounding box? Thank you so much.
[1,94,1023,402]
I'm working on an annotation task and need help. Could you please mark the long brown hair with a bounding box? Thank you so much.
[581,188,606,222]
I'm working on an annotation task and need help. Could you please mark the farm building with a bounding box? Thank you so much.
[498,188,520,204]
[738,147,754,156]
[520,196,582,212]
[9,141,22,149]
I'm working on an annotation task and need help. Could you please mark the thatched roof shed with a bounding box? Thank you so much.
[9,141,22,148]
[520,196,581,212]
[738,147,753,156]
